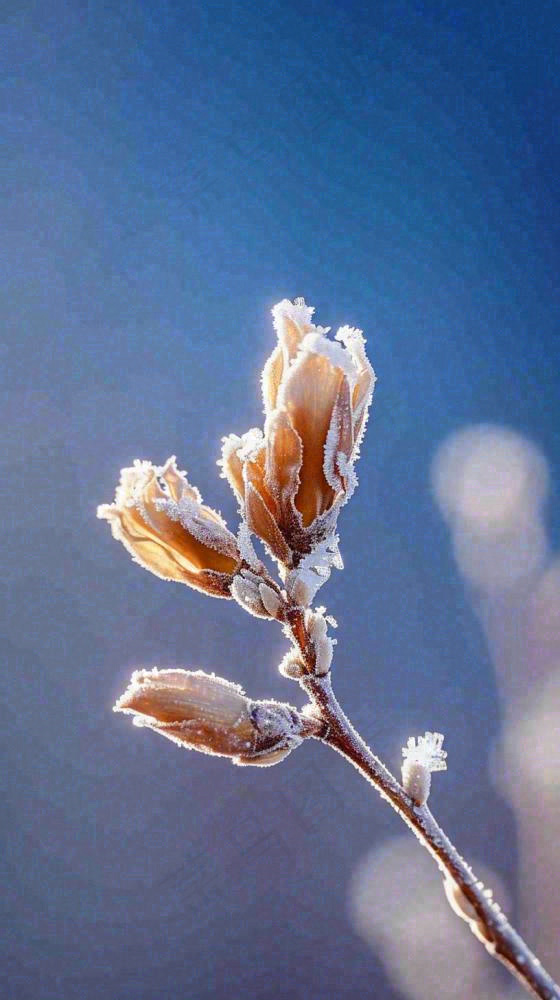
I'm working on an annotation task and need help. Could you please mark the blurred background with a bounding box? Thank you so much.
[2,1,559,997]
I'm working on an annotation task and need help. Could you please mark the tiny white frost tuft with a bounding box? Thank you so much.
[401,732,447,805]
[271,297,315,334]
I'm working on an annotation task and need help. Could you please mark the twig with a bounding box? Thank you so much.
[298,669,560,1000]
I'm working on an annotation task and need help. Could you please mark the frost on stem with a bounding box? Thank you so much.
[401,732,447,805]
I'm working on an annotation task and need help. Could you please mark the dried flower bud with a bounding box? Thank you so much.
[401,732,447,805]
[114,668,304,766]
[220,299,376,569]
[98,457,240,598]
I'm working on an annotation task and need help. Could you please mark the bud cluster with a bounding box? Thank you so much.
[98,298,375,763]
[219,299,375,576]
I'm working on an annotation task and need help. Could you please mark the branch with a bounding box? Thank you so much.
[300,671,560,1000]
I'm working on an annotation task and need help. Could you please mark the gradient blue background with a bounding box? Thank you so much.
[2,2,559,998]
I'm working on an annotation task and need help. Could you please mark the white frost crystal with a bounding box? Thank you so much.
[401,732,447,805]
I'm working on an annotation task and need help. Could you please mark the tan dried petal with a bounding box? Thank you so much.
[244,482,291,564]
[324,376,354,493]
[262,299,316,414]
[264,409,302,504]
[279,352,344,526]
[271,297,315,361]
[261,343,285,414]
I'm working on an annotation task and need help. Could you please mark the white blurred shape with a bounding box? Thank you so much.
[527,561,560,673]
[431,426,550,590]
[498,667,560,797]
[432,425,548,531]
[451,515,548,591]
[348,836,508,1000]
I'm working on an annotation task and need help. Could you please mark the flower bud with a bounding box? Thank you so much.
[401,732,447,805]
[301,608,335,676]
[98,456,240,598]
[443,876,494,945]
[278,648,306,679]
[220,300,376,569]
[230,569,284,619]
[114,668,304,766]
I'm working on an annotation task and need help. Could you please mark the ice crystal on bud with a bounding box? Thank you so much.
[402,732,447,771]
[401,732,447,805]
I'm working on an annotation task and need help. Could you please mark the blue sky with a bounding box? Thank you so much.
[2,2,559,997]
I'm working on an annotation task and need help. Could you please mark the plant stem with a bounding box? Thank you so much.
[300,672,560,1000]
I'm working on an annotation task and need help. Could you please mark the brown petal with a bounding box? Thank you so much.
[352,369,375,450]
[261,343,285,414]
[324,376,354,493]
[264,409,303,505]
[279,352,344,526]
[271,298,315,361]
[244,482,292,564]
[158,456,202,504]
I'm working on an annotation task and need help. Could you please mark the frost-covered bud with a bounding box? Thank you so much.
[98,457,240,598]
[401,732,447,805]
[304,608,335,676]
[278,648,306,679]
[443,876,494,944]
[114,668,304,766]
[220,299,376,568]
[313,636,334,676]
[231,569,284,619]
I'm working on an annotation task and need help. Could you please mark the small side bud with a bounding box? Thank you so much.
[313,636,334,676]
[278,648,306,679]
[285,536,342,607]
[401,732,447,805]
[231,570,284,619]
[258,581,284,618]
[114,668,304,766]
[304,608,334,676]
[443,876,495,945]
